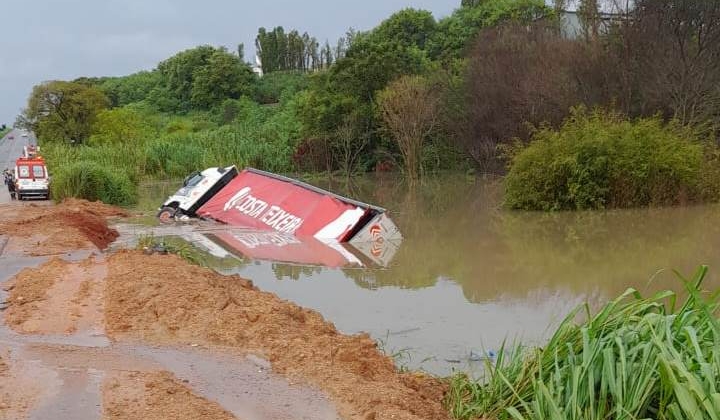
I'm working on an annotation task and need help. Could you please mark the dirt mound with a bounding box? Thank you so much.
[103,371,237,420]
[105,251,448,420]
[3,258,64,329]
[58,198,129,218]
[0,199,124,254]
[4,257,105,334]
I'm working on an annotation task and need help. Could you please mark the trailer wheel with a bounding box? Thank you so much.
[157,206,177,223]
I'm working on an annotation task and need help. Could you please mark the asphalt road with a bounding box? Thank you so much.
[0,129,35,203]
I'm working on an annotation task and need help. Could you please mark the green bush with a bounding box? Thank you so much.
[51,161,137,206]
[505,109,715,210]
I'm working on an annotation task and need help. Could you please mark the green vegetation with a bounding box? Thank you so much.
[19,80,109,144]
[50,161,136,206]
[137,234,210,267]
[15,0,720,209]
[41,95,299,185]
[0,124,10,138]
[505,109,717,210]
[447,266,720,420]
[136,234,244,270]
[15,0,546,205]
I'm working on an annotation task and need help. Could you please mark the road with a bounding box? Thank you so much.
[0,128,36,203]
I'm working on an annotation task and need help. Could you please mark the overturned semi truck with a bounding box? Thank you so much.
[158,167,402,257]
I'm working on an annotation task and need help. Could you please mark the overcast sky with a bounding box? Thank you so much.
[0,0,456,125]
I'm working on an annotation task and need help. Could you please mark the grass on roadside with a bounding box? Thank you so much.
[447,266,720,420]
[137,234,210,267]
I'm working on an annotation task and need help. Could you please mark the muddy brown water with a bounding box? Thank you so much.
[130,174,720,376]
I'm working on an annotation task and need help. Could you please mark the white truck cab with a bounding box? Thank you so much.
[157,166,238,221]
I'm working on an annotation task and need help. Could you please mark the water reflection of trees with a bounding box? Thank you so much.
[153,235,248,271]
[271,263,323,281]
[322,175,720,303]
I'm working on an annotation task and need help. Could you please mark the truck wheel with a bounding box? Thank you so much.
[157,206,177,223]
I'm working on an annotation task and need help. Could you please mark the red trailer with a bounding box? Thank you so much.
[160,167,402,252]
[197,168,401,245]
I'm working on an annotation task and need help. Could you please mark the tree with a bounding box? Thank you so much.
[577,0,601,41]
[332,115,371,176]
[614,0,720,134]
[88,107,155,146]
[372,8,437,50]
[20,81,109,144]
[320,41,334,68]
[256,27,323,73]
[331,34,431,101]
[155,45,216,112]
[377,75,441,183]
[152,46,255,111]
[237,43,245,62]
[428,0,551,61]
[458,22,592,172]
[99,71,161,107]
[190,49,255,109]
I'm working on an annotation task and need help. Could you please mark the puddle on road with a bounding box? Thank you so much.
[128,175,720,376]
[28,367,103,420]
[12,342,340,420]
[0,332,339,420]
[133,346,340,420]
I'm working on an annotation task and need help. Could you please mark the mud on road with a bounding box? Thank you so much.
[0,199,448,420]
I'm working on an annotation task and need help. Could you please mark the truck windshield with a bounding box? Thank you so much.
[185,174,203,187]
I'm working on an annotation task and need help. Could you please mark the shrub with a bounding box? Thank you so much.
[51,161,137,206]
[505,109,714,210]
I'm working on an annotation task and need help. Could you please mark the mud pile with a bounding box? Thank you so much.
[105,251,448,420]
[3,258,61,330]
[103,371,236,420]
[0,199,127,255]
[4,256,105,334]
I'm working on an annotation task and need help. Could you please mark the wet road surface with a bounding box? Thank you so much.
[0,129,34,204]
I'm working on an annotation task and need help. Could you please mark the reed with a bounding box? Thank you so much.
[447,266,720,420]
[50,160,137,206]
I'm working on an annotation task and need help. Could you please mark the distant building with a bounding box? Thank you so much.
[558,9,627,39]
[252,55,263,78]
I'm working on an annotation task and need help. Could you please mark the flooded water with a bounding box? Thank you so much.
[132,174,720,375]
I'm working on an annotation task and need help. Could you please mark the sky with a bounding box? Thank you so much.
[0,0,456,126]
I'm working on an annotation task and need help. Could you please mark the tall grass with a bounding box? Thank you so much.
[50,161,137,206]
[447,266,720,420]
[41,99,301,205]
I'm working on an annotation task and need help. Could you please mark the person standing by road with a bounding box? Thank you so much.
[3,168,16,200]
